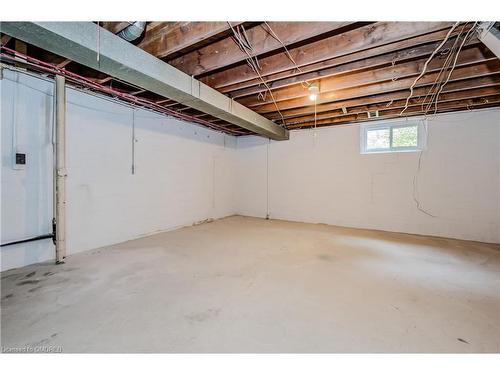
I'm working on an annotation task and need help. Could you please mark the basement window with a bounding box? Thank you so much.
[360,120,424,154]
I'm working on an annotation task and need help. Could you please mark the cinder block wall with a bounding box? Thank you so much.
[1,70,237,271]
[2,69,499,271]
[236,109,500,244]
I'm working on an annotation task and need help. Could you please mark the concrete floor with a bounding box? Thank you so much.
[1,216,499,353]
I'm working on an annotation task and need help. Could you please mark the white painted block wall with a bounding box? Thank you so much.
[2,69,499,271]
[1,70,237,271]
[1,71,55,270]
[236,109,500,243]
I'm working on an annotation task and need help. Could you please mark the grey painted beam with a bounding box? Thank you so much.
[1,22,288,140]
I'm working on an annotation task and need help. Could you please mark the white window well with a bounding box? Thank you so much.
[360,119,425,154]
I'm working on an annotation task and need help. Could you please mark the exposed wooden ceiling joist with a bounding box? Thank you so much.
[138,21,247,60]
[287,95,500,129]
[227,30,479,99]
[56,58,72,68]
[218,26,474,96]
[100,22,131,34]
[1,34,12,45]
[267,75,500,120]
[252,60,500,113]
[239,45,495,107]
[283,86,500,126]
[200,22,455,89]
[3,21,498,135]
[168,22,354,76]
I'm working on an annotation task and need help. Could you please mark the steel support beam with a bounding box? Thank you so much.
[1,22,288,140]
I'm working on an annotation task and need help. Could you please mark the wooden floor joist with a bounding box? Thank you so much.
[167,22,354,76]
[283,86,500,126]
[225,31,479,99]
[220,25,476,96]
[287,95,500,129]
[100,22,131,34]
[266,75,500,120]
[2,21,498,134]
[252,60,500,113]
[137,21,246,60]
[200,22,455,89]
[1,34,12,46]
[239,45,495,108]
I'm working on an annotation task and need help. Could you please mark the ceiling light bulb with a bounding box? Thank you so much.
[308,84,319,101]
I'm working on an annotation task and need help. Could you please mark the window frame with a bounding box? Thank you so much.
[360,119,425,154]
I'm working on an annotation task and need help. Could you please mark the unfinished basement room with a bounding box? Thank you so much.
[1,3,500,364]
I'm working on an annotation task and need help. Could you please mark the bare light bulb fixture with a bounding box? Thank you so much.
[308,83,319,101]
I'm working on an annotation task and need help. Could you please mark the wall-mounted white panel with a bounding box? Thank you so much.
[1,72,55,270]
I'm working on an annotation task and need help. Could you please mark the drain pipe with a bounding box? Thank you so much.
[117,22,146,42]
[54,75,67,264]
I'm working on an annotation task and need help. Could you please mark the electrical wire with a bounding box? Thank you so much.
[420,23,468,113]
[231,21,320,125]
[262,23,302,73]
[314,98,317,130]
[238,25,253,51]
[432,22,479,114]
[401,25,481,220]
[420,22,479,116]
[262,20,324,136]
[227,22,287,128]
[423,23,475,113]
[400,22,460,115]
[404,23,461,115]
[412,120,436,218]
[230,25,262,78]
[262,22,311,89]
